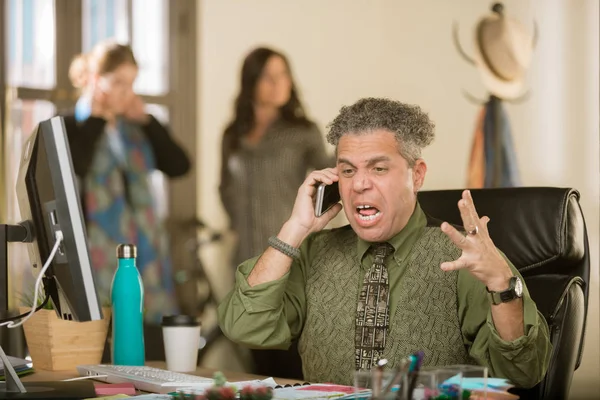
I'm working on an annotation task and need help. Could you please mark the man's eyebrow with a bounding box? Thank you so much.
[337,158,357,168]
[366,156,391,167]
[337,156,391,168]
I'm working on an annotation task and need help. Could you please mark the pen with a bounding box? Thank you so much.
[380,357,409,399]
[394,351,424,400]
[406,351,425,400]
[372,358,388,399]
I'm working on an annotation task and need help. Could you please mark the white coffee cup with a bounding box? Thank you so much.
[161,315,201,372]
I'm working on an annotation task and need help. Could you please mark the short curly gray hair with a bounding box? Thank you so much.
[326,97,435,166]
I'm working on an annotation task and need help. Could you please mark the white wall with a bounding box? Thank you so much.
[197,0,599,395]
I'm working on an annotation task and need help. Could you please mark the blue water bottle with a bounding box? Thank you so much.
[111,243,145,366]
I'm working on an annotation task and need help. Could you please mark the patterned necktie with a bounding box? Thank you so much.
[355,243,393,370]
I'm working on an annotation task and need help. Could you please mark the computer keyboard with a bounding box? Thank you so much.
[76,364,215,394]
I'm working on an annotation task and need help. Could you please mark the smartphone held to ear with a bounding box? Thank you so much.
[314,181,341,217]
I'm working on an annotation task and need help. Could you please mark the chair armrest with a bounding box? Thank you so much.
[521,275,585,399]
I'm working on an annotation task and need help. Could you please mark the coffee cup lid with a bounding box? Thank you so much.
[162,315,201,327]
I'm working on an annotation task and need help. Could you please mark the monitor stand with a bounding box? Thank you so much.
[1,223,31,313]
[0,224,96,399]
[0,346,95,398]
[0,343,26,394]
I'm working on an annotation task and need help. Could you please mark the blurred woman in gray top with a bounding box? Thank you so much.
[220,47,332,268]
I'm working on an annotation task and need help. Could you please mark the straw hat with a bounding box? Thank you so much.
[472,3,535,99]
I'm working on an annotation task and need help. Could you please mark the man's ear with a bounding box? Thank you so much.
[412,159,427,192]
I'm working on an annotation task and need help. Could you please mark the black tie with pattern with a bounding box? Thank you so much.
[355,243,393,370]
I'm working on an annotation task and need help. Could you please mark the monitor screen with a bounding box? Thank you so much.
[15,116,102,322]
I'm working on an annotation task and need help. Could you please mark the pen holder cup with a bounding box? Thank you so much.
[425,364,488,399]
[354,369,398,399]
[419,367,465,399]
[354,369,463,400]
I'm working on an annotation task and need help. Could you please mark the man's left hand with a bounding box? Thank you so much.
[439,190,513,292]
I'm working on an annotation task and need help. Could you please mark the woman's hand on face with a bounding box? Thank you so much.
[90,80,115,123]
[123,95,150,124]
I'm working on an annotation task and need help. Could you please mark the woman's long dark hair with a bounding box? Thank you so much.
[224,47,311,150]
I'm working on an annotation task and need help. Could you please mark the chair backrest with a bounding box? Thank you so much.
[418,187,590,399]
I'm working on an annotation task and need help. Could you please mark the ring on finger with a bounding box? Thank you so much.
[467,226,478,236]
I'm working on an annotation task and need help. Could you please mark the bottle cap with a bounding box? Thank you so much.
[116,244,137,259]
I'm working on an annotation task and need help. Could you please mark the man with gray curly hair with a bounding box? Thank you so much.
[326,97,435,166]
[219,98,551,389]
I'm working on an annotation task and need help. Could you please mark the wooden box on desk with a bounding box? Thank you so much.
[19,307,111,371]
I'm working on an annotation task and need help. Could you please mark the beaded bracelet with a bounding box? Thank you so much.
[268,236,301,260]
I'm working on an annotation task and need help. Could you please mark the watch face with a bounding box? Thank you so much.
[515,277,524,297]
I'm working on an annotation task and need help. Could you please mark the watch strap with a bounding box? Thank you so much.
[487,276,519,305]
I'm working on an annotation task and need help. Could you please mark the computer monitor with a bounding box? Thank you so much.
[15,116,102,322]
[0,116,102,398]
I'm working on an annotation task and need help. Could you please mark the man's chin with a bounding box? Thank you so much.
[351,223,391,243]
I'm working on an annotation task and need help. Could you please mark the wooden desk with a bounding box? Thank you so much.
[21,361,299,386]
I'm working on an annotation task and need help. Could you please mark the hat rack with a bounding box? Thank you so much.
[452,2,538,104]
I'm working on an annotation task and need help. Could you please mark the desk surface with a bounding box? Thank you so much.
[21,361,298,386]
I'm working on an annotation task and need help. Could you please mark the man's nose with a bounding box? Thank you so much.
[352,172,373,193]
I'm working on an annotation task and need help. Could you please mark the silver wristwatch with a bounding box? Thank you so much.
[486,276,523,305]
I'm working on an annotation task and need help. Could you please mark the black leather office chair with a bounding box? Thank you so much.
[418,187,589,400]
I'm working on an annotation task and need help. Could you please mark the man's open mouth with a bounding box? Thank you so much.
[356,204,381,221]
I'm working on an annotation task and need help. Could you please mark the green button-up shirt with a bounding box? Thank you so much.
[218,204,551,388]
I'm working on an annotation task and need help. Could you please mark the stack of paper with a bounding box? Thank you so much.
[442,376,519,399]
[84,395,173,400]
[274,383,362,399]
[0,355,33,381]
[173,377,279,398]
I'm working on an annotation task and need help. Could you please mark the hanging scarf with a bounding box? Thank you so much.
[467,96,521,188]
[75,97,178,324]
